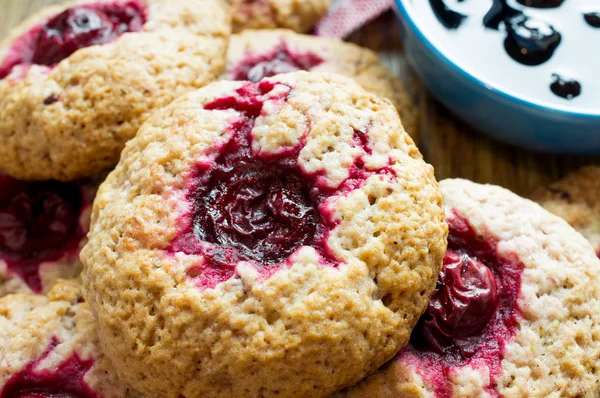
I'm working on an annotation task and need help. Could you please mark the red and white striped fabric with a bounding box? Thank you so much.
[314,0,394,38]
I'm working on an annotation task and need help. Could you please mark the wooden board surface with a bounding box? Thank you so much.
[1,1,598,196]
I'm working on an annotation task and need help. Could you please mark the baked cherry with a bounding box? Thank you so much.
[407,213,523,394]
[0,175,83,293]
[169,82,392,289]
[191,141,319,266]
[504,14,561,66]
[417,250,498,356]
[231,44,323,82]
[0,2,145,79]
[33,5,144,66]
[169,84,324,288]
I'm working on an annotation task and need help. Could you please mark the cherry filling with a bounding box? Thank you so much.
[0,1,146,79]
[418,251,499,357]
[169,82,392,289]
[231,43,324,83]
[169,82,327,288]
[404,213,524,397]
[0,175,84,293]
[0,338,96,398]
[190,134,319,266]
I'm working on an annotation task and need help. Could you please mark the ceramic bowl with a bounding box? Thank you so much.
[393,0,600,154]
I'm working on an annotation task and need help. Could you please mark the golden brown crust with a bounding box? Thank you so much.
[532,166,600,256]
[82,72,446,398]
[0,0,230,181]
[0,280,139,397]
[229,0,330,33]
[340,179,600,397]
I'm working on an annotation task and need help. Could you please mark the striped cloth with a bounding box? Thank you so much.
[314,0,395,38]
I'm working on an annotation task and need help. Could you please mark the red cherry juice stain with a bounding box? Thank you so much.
[0,337,97,398]
[0,175,85,293]
[0,0,147,79]
[402,212,524,397]
[231,42,324,82]
[167,81,395,288]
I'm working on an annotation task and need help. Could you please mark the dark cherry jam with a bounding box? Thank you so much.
[428,0,467,30]
[189,132,319,267]
[0,338,96,398]
[169,82,326,288]
[504,14,561,66]
[0,1,146,79]
[168,82,393,289]
[231,43,324,82]
[516,0,564,8]
[550,74,581,100]
[584,12,600,28]
[405,213,523,397]
[417,250,499,356]
[0,175,84,293]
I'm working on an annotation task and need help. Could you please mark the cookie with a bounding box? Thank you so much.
[223,29,419,139]
[0,0,230,181]
[339,179,600,397]
[532,166,600,257]
[0,280,139,398]
[81,72,447,398]
[229,0,330,33]
[0,174,95,297]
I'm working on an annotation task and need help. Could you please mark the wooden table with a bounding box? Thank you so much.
[2,1,598,196]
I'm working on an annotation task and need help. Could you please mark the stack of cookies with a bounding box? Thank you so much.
[0,1,599,397]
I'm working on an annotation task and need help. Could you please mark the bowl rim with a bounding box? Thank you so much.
[393,0,600,119]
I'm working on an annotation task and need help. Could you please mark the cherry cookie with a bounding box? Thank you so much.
[223,29,419,140]
[229,0,330,33]
[0,0,230,181]
[533,166,600,258]
[0,174,94,297]
[81,72,447,397]
[0,280,140,398]
[340,179,600,397]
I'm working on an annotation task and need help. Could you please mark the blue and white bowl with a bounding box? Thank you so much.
[393,0,600,154]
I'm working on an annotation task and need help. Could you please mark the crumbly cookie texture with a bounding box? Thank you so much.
[533,166,600,257]
[339,179,600,398]
[223,29,419,140]
[0,175,96,297]
[0,0,230,181]
[229,0,330,33]
[0,280,140,397]
[81,72,447,398]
